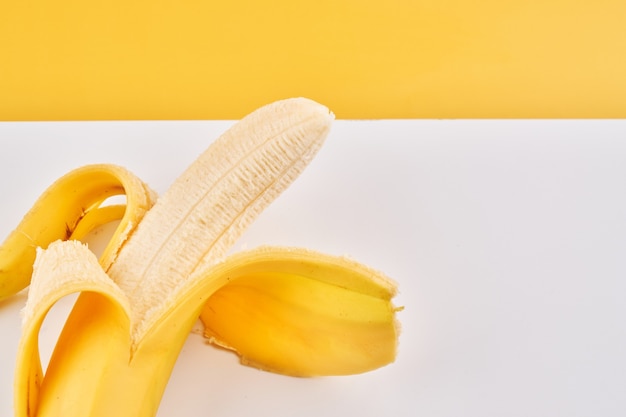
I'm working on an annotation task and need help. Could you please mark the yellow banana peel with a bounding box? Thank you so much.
[0,164,157,300]
[2,98,401,417]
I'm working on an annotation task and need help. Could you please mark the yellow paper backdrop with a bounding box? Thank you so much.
[1,1,625,120]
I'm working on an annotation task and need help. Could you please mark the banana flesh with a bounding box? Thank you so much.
[107,97,336,342]
[5,97,401,417]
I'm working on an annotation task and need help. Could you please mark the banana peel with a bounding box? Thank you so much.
[1,98,401,417]
[0,164,156,300]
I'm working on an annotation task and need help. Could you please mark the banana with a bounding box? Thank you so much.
[0,164,156,301]
[10,97,400,417]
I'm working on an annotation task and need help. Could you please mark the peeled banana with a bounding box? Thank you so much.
[2,98,400,417]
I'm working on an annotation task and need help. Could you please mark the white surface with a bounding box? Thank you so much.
[1,119,626,416]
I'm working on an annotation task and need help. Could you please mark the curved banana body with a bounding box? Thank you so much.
[0,165,156,301]
[10,98,401,417]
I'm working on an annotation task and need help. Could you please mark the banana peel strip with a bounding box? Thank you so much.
[16,241,132,417]
[0,164,156,300]
[16,240,399,417]
[69,204,127,242]
[197,246,401,377]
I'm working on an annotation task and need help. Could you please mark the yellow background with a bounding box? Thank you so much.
[1,1,625,120]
